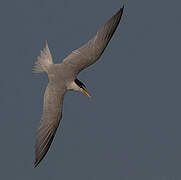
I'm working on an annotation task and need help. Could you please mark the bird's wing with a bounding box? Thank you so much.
[63,6,124,74]
[35,83,66,167]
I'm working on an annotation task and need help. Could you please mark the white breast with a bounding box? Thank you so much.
[67,81,81,91]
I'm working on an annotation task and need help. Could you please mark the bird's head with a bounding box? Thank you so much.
[74,79,92,98]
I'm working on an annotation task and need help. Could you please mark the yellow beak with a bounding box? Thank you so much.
[81,89,92,98]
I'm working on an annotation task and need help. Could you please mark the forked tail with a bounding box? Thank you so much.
[33,42,53,73]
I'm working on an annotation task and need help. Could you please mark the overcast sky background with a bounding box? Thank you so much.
[0,0,181,179]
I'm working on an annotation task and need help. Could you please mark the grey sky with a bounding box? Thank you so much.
[0,0,181,179]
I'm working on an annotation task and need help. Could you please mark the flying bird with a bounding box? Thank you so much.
[33,6,124,167]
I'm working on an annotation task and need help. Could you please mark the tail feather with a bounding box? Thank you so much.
[33,42,53,73]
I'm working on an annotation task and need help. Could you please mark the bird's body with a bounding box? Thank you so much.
[33,6,124,167]
[48,64,75,87]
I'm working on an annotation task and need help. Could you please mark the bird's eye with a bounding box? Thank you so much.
[75,79,86,89]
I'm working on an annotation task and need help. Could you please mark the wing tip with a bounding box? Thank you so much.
[119,5,124,15]
[34,158,42,168]
[34,151,46,168]
[113,5,124,20]
[34,161,39,168]
[34,151,42,168]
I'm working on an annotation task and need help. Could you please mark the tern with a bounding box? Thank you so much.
[34,6,124,167]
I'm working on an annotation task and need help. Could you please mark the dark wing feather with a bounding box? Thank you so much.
[34,83,66,167]
[63,6,124,74]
